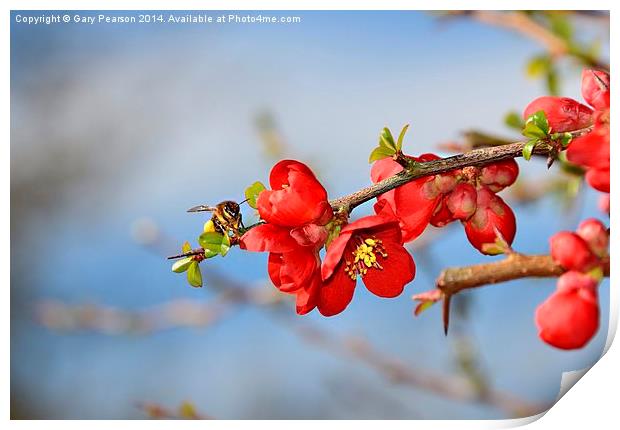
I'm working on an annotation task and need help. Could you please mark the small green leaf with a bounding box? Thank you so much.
[522,110,550,138]
[481,243,505,255]
[379,127,396,151]
[220,233,231,256]
[198,232,230,257]
[526,55,550,78]
[325,224,342,247]
[244,181,266,209]
[504,111,524,131]
[414,300,435,316]
[368,146,395,163]
[546,68,559,96]
[548,13,573,42]
[522,139,537,161]
[552,132,572,147]
[182,241,192,253]
[172,257,193,273]
[186,261,202,287]
[395,124,410,151]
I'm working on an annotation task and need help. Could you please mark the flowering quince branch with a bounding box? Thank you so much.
[169,68,610,351]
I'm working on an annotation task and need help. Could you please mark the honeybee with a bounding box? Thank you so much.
[187,200,246,236]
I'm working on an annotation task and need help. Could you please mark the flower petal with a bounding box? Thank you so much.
[361,238,415,298]
[295,271,322,315]
[317,264,356,316]
[240,224,298,253]
[268,250,320,293]
[257,160,331,227]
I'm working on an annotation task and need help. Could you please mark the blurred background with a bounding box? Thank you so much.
[10,10,610,419]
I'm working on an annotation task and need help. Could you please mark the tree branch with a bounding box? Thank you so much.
[329,127,592,213]
[432,253,610,334]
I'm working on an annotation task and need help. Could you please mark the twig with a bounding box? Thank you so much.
[329,127,592,213]
[434,253,610,334]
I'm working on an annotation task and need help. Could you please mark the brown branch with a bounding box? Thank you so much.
[329,127,592,213]
[433,253,610,334]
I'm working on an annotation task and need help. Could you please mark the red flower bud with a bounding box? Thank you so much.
[585,168,610,193]
[463,187,516,254]
[523,96,593,132]
[479,160,519,192]
[446,183,477,220]
[549,232,598,272]
[535,271,599,350]
[581,69,610,110]
[576,218,608,258]
[598,194,610,215]
[429,196,456,227]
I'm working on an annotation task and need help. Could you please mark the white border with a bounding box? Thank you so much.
[4,1,617,428]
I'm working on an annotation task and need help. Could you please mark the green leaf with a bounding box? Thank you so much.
[325,224,342,247]
[186,261,202,287]
[198,232,230,257]
[368,146,394,163]
[522,139,537,161]
[546,68,559,96]
[182,241,192,253]
[414,300,435,316]
[549,13,573,42]
[395,124,410,151]
[523,110,550,138]
[379,127,396,151]
[244,181,266,209]
[552,131,572,147]
[504,111,524,131]
[526,55,550,78]
[172,257,193,273]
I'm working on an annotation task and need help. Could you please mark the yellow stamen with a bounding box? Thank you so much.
[344,236,388,280]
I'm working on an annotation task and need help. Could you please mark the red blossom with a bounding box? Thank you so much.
[522,96,593,132]
[318,206,415,316]
[524,69,610,198]
[576,218,609,258]
[535,271,599,350]
[581,69,610,111]
[370,154,448,242]
[446,183,477,221]
[478,159,519,193]
[240,160,333,314]
[549,231,598,272]
[463,186,516,254]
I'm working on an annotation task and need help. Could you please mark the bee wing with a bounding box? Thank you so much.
[187,205,217,213]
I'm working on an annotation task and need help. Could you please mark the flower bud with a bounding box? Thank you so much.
[581,69,610,110]
[535,271,599,350]
[585,168,610,193]
[479,160,519,192]
[463,187,516,254]
[446,183,477,220]
[523,96,593,132]
[549,232,598,271]
[430,196,456,227]
[576,218,608,258]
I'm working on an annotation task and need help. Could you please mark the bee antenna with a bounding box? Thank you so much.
[239,198,250,205]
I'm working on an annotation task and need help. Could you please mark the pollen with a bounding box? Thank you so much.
[345,236,388,280]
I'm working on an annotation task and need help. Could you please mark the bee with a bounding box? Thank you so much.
[187,200,246,236]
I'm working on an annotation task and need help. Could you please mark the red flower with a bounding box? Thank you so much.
[549,231,598,272]
[567,111,610,192]
[524,69,610,196]
[523,96,593,132]
[370,154,456,242]
[535,271,599,350]
[318,206,415,316]
[478,159,519,193]
[446,183,477,221]
[581,69,610,111]
[241,160,333,314]
[463,186,516,254]
[576,218,609,258]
